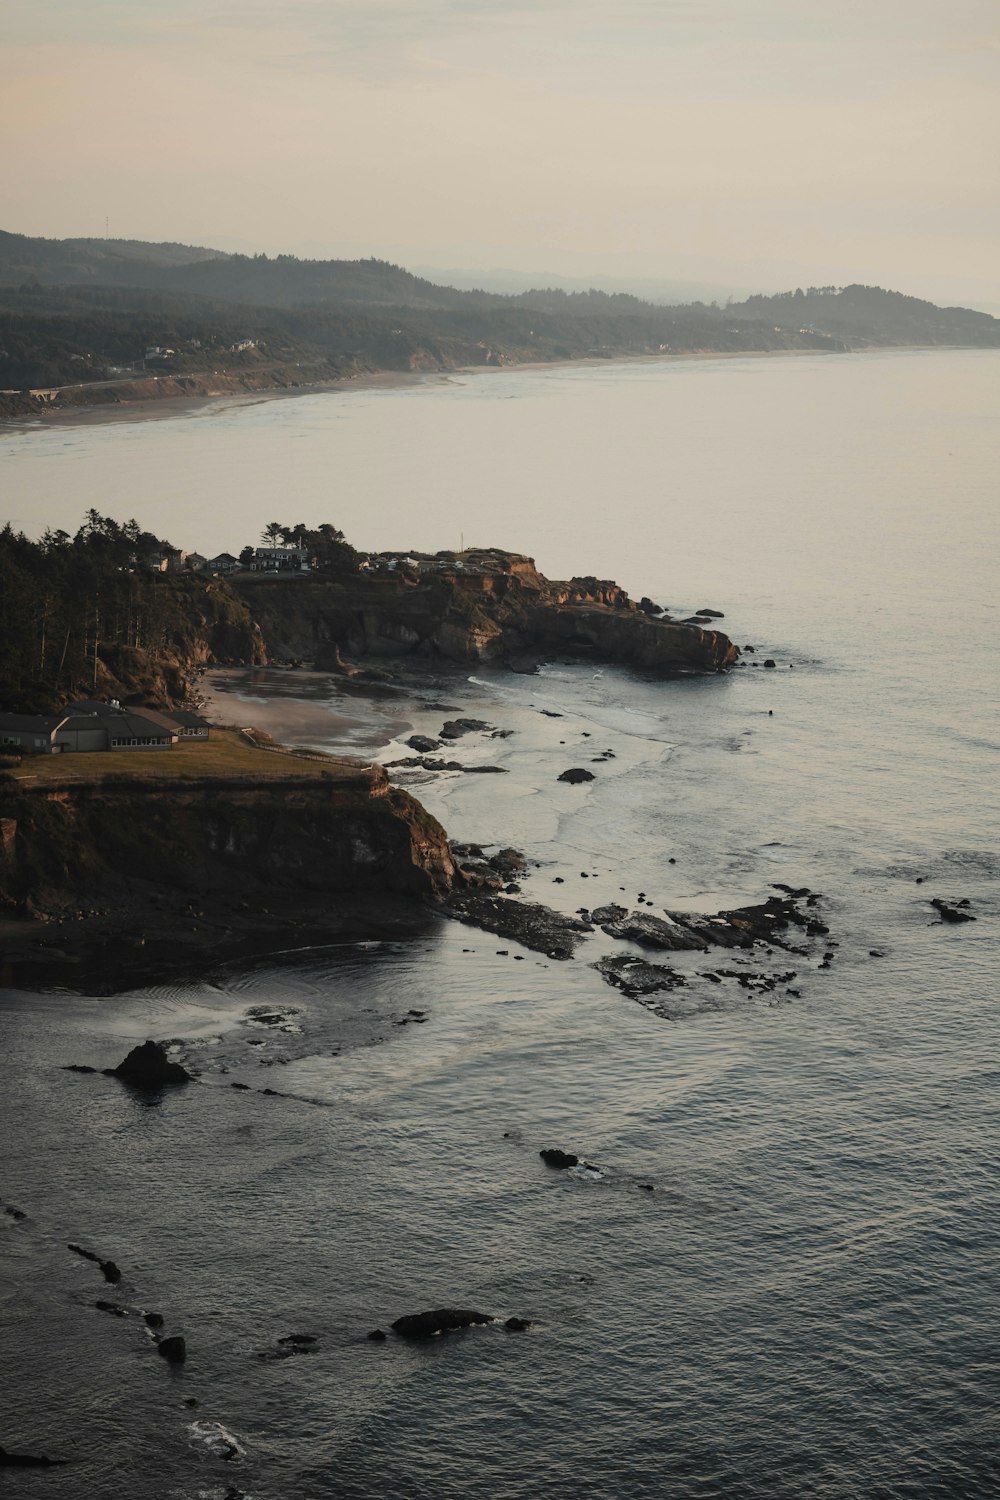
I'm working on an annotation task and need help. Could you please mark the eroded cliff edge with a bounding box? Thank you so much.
[0,749,455,988]
[236,548,738,676]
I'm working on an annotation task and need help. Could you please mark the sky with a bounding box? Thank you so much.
[3,0,999,304]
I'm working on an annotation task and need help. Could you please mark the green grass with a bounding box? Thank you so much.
[4,729,374,788]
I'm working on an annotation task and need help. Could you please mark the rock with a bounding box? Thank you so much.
[661,910,751,949]
[602,911,708,951]
[696,608,725,618]
[391,1309,494,1340]
[63,1064,99,1073]
[145,1312,164,1329]
[277,1333,317,1349]
[0,1445,69,1468]
[594,954,686,997]
[539,1148,579,1169]
[590,903,628,923]
[931,898,975,923]
[157,1335,187,1364]
[367,1328,388,1341]
[447,892,591,960]
[541,710,563,717]
[95,1299,125,1316]
[504,1317,531,1331]
[439,718,489,739]
[111,1041,192,1089]
[489,847,527,877]
[763,658,777,668]
[558,768,595,784]
[406,734,441,753]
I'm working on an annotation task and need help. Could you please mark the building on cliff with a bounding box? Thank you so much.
[0,703,211,755]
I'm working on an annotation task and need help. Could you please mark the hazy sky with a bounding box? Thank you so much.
[3,0,999,301]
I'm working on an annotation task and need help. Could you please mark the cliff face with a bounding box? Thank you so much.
[234,550,738,675]
[0,770,454,917]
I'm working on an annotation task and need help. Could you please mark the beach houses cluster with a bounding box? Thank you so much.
[0,701,211,757]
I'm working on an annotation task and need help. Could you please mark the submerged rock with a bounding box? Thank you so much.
[558,767,595,784]
[391,1308,494,1339]
[0,1445,69,1468]
[594,954,687,997]
[157,1335,187,1364]
[110,1041,191,1089]
[505,1317,532,1331]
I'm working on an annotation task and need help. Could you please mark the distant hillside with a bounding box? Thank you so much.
[730,283,999,347]
[1,230,997,414]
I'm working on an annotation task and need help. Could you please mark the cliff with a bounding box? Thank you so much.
[0,755,455,919]
[234,549,738,675]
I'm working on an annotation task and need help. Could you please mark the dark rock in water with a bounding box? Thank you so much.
[231,1082,251,1091]
[406,734,441,753]
[68,1242,121,1284]
[638,597,663,616]
[63,1064,98,1074]
[505,1317,531,1331]
[144,1312,164,1329]
[278,1333,317,1347]
[391,1308,494,1340]
[95,1299,125,1316]
[540,1148,579,1169]
[602,911,707,951]
[0,1445,69,1468]
[111,1041,191,1089]
[639,1184,655,1192]
[157,1335,187,1364]
[489,847,527,877]
[661,910,750,949]
[447,892,591,960]
[367,1328,388,1341]
[763,658,777,669]
[558,767,595,784]
[506,655,541,674]
[590,904,627,924]
[440,718,489,739]
[697,608,725,618]
[541,709,563,717]
[931,898,975,923]
[869,949,885,958]
[594,954,687,997]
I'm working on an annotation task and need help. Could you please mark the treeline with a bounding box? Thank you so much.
[0,512,254,712]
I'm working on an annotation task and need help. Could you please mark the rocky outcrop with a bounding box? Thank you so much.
[390,1309,495,1340]
[111,1041,192,1089]
[231,549,737,677]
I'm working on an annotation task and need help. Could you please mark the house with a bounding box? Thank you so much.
[207,552,240,574]
[251,546,311,572]
[185,552,208,572]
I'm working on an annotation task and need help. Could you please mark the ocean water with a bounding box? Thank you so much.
[1,350,999,1499]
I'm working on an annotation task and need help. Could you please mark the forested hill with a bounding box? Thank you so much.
[1,229,997,407]
[730,284,999,345]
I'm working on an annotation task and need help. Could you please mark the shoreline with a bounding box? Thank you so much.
[0,342,969,436]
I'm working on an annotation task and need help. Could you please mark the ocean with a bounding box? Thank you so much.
[1,348,998,1498]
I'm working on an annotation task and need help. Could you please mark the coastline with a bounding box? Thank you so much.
[0,343,947,435]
